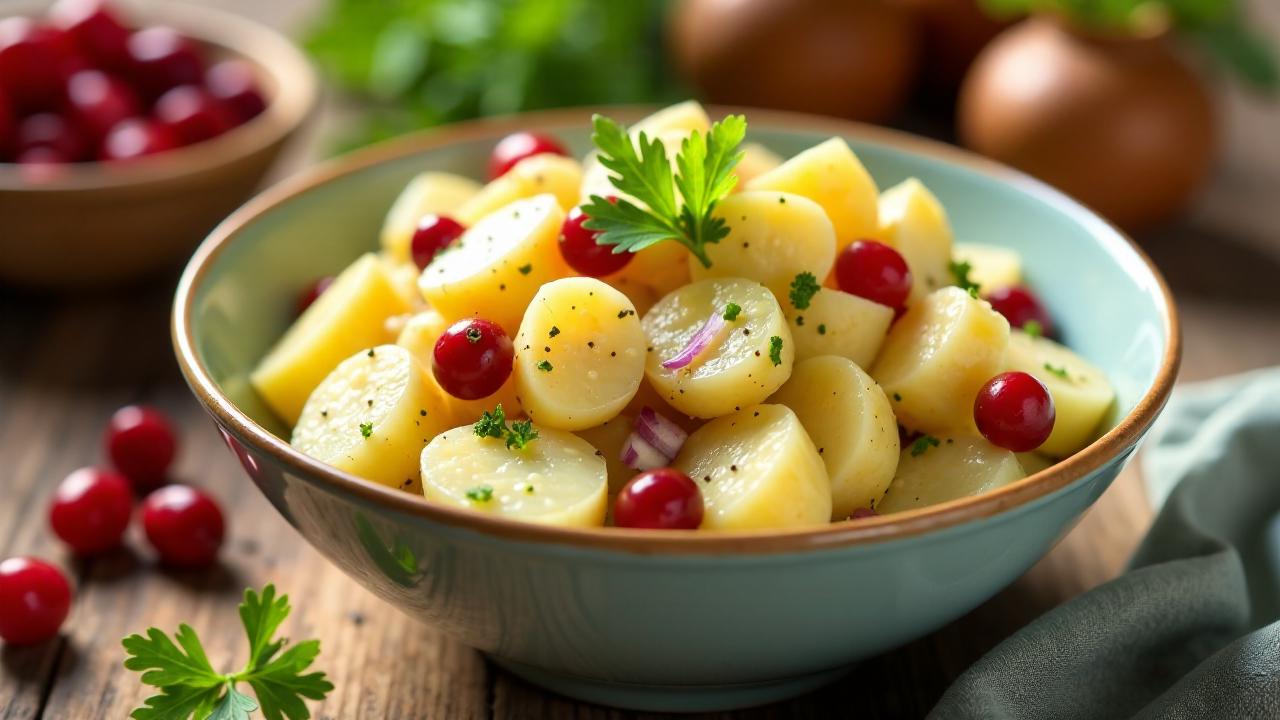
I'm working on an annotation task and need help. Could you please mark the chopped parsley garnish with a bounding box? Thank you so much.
[465,326,483,344]
[473,405,507,439]
[817,323,827,335]
[948,260,980,298]
[359,422,373,439]
[465,485,494,503]
[517,263,533,275]
[581,113,747,268]
[910,435,941,457]
[473,404,540,451]
[122,585,332,720]
[723,302,742,321]
[1043,362,1071,380]
[537,359,554,372]
[505,419,539,450]
[768,336,783,366]
[548,326,561,338]
[788,271,821,310]
[1023,320,1043,339]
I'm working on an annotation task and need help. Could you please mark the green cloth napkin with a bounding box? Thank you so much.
[930,370,1280,719]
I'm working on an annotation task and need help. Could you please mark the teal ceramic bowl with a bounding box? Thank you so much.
[173,107,1180,712]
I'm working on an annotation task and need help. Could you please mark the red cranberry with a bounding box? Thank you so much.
[104,405,177,490]
[835,240,913,312]
[432,319,514,400]
[154,85,232,145]
[205,60,265,124]
[295,276,333,316]
[0,88,14,159]
[99,117,176,161]
[0,19,74,111]
[141,485,224,568]
[614,468,704,530]
[65,69,139,140]
[974,371,1056,452]
[49,467,134,555]
[0,557,72,645]
[559,204,632,277]
[126,26,203,98]
[849,507,878,520]
[986,286,1057,338]
[16,113,87,161]
[50,0,131,71]
[410,215,465,270]
[488,131,568,179]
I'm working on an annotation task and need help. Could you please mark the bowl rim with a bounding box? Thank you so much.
[0,0,318,192]
[172,104,1181,556]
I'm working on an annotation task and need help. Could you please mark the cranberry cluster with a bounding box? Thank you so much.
[0,0,265,166]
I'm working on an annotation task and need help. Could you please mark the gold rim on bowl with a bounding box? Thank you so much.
[173,106,1182,556]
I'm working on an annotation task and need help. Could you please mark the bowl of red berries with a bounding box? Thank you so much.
[0,0,317,289]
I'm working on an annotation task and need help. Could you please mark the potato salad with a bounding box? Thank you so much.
[251,102,1116,532]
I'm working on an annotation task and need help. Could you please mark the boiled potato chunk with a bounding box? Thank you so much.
[735,143,782,186]
[631,100,711,138]
[253,253,411,425]
[643,278,794,418]
[292,345,451,493]
[421,424,607,527]
[607,240,692,299]
[514,278,646,431]
[786,288,893,368]
[418,194,570,334]
[769,357,899,519]
[745,137,879,252]
[879,178,953,303]
[954,243,1022,293]
[380,172,481,264]
[1005,332,1115,457]
[395,310,521,424]
[1016,452,1055,475]
[456,154,581,226]
[871,287,1010,436]
[692,191,837,301]
[877,437,1024,514]
[674,404,830,530]
[574,414,635,496]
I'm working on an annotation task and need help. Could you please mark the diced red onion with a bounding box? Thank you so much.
[620,433,670,471]
[635,406,688,459]
[661,313,726,370]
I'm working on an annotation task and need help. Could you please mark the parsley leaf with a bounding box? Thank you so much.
[472,405,541,451]
[505,419,540,450]
[1043,362,1071,380]
[788,272,821,310]
[1023,320,1043,339]
[473,405,507,439]
[949,260,981,298]
[466,485,494,502]
[768,336,783,366]
[536,359,553,372]
[359,422,373,439]
[723,302,742,321]
[123,585,332,720]
[910,435,941,457]
[582,113,746,268]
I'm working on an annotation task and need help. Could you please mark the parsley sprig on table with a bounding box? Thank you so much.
[122,585,332,720]
[581,113,747,268]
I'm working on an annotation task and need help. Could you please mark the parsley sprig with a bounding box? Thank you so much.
[123,585,332,720]
[582,114,747,268]
[473,404,540,450]
[949,260,981,298]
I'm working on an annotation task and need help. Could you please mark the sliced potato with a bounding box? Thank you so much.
[954,243,1021,293]
[395,310,521,424]
[292,345,451,493]
[252,253,411,425]
[643,278,794,418]
[380,172,481,264]
[417,194,570,334]
[1016,452,1055,475]
[785,288,893,368]
[735,143,782,186]
[769,356,899,519]
[878,178,954,303]
[871,287,1010,436]
[379,254,425,309]
[745,137,879,252]
[421,424,607,527]
[877,437,1024,514]
[607,240,692,299]
[514,278,646,431]
[456,154,581,226]
[1005,331,1115,457]
[692,191,837,302]
[574,414,635,496]
[674,404,830,530]
[631,100,711,138]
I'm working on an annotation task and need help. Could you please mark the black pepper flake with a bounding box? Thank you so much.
[518,263,533,275]
[366,399,373,407]
[610,351,616,357]
[321,410,328,417]
[817,324,827,335]
[778,196,786,204]
[498,283,506,291]
[549,326,561,338]
[753,411,760,417]
[818,448,825,454]
[703,475,712,483]
[367,348,376,357]
[588,341,595,348]
[419,409,427,416]
[893,392,902,402]
[743,328,751,336]
[524,344,531,350]
[730,464,738,472]
[754,350,761,357]
[544,346,551,353]
[742,241,749,248]
[646,346,653,352]
[595,449,603,456]
[616,309,635,319]
[795,316,805,327]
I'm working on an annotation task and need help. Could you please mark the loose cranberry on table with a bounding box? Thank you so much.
[986,286,1056,338]
[50,0,131,71]
[295,275,334,316]
[205,59,265,124]
[559,204,632,277]
[49,467,134,555]
[126,25,204,99]
[614,468,704,530]
[141,485,225,568]
[974,371,1056,453]
[488,130,568,179]
[16,112,87,162]
[104,404,177,490]
[0,557,72,646]
[835,239,913,312]
[154,85,233,145]
[410,214,466,270]
[432,319,514,400]
[99,117,176,161]
[0,18,74,111]
[65,69,139,140]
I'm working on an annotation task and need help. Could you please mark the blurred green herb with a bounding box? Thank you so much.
[305,0,679,152]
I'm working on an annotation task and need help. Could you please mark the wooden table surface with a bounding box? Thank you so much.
[3,5,1280,718]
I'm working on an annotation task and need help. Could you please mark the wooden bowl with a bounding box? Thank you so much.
[0,1,317,290]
